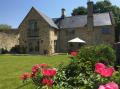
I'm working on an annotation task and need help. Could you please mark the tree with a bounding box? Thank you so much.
[93,0,112,13]
[71,0,120,42]
[72,7,87,16]
[0,24,11,29]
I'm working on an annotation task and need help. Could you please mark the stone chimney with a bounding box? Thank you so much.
[61,8,66,19]
[87,0,94,31]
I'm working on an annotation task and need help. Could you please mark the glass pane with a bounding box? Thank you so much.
[29,20,37,30]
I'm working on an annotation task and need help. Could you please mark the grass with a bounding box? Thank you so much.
[0,54,69,89]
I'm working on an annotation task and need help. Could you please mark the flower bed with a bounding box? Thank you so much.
[21,63,57,88]
[20,44,120,89]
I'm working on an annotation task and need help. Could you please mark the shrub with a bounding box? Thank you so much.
[10,45,21,53]
[21,63,57,89]
[78,44,115,66]
[54,44,119,89]
[1,48,8,54]
[20,44,120,89]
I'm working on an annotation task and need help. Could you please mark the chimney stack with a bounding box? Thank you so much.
[87,0,93,31]
[61,8,66,19]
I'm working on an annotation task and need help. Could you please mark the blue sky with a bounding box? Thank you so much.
[0,0,120,28]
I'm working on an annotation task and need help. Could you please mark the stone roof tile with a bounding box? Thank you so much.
[53,12,112,29]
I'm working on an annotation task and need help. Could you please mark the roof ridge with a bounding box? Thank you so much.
[53,12,110,19]
[31,7,58,29]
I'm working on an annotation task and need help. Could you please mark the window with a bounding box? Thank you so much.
[35,41,39,52]
[29,20,37,30]
[29,42,34,52]
[65,30,68,35]
[54,30,57,36]
[69,29,75,35]
[41,40,43,43]
[54,40,57,46]
[71,30,75,35]
[65,29,75,36]
[101,27,111,34]
[28,20,39,37]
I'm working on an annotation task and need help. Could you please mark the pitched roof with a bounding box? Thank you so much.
[19,7,113,29]
[53,12,113,29]
[19,7,58,29]
[32,7,58,29]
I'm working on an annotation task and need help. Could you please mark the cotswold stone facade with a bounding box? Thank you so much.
[19,7,58,54]
[18,1,115,54]
[59,25,115,52]
[0,1,115,54]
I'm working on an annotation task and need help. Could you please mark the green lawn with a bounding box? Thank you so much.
[0,54,69,89]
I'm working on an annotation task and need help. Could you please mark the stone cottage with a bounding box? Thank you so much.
[18,1,115,54]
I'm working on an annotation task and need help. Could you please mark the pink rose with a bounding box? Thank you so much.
[95,63,115,77]
[70,51,78,56]
[42,78,53,87]
[21,72,30,80]
[98,82,119,89]
[95,63,106,73]
[98,85,105,89]
[100,67,114,77]
[32,64,40,73]
[32,63,48,74]
[105,82,119,89]
[42,68,57,77]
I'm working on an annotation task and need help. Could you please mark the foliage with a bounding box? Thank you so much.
[71,0,120,42]
[54,44,119,89]
[21,63,57,89]
[19,44,120,89]
[0,48,8,54]
[0,24,11,29]
[10,45,21,53]
[72,7,87,16]
[93,0,112,13]
[78,44,115,66]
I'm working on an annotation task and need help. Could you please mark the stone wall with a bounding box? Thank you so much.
[0,29,19,51]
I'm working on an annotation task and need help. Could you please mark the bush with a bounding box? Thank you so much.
[20,44,120,89]
[78,44,115,66]
[10,45,21,53]
[21,63,57,89]
[54,44,119,89]
[0,48,8,54]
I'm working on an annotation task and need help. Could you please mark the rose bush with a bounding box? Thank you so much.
[21,63,57,89]
[20,44,120,89]
[54,44,120,89]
